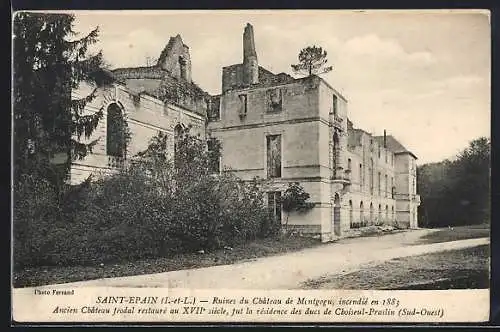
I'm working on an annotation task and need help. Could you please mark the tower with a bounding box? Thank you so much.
[243,23,259,85]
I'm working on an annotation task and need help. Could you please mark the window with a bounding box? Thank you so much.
[370,203,374,225]
[347,158,352,171]
[378,171,381,196]
[238,94,248,117]
[349,200,355,228]
[378,204,382,224]
[174,124,184,169]
[391,177,394,198]
[266,134,282,178]
[385,174,388,198]
[359,163,363,190]
[207,138,221,174]
[378,145,381,158]
[369,158,374,195]
[332,131,340,178]
[385,149,388,163]
[332,94,338,116]
[207,97,221,122]
[268,191,282,223]
[106,103,127,159]
[360,202,365,227]
[179,56,187,80]
[385,205,389,223]
[267,88,283,113]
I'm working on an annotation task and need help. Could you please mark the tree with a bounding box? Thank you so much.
[281,182,315,232]
[452,137,490,224]
[13,12,107,188]
[291,45,333,77]
[417,137,490,227]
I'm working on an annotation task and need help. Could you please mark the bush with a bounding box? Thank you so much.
[13,130,277,268]
[13,174,60,268]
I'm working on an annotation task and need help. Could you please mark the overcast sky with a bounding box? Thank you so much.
[71,10,490,164]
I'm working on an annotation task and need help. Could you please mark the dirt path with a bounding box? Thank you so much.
[25,229,489,290]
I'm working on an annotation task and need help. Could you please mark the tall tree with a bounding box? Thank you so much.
[417,137,490,227]
[13,12,108,188]
[452,137,490,224]
[291,45,333,77]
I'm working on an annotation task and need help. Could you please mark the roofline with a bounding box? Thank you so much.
[315,76,348,103]
[395,151,418,160]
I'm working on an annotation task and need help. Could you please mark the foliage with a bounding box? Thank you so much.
[291,45,333,77]
[417,137,490,227]
[13,12,106,188]
[281,182,315,231]
[14,130,276,268]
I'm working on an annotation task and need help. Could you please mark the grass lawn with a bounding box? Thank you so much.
[417,224,490,245]
[302,244,490,290]
[13,236,323,288]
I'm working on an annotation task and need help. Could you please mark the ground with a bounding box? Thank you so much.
[14,236,321,288]
[14,225,490,290]
[302,245,489,290]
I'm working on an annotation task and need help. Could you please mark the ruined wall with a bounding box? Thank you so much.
[69,82,205,184]
[222,65,295,93]
[157,35,192,83]
[222,64,245,93]
[394,153,419,228]
[214,75,321,128]
[112,66,164,80]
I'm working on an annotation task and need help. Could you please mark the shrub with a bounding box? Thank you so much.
[13,130,277,268]
[13,174,60,268]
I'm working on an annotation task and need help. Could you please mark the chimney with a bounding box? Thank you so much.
[243,23,259,85]
[383,130,387,148]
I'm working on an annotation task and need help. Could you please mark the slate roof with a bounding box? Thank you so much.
[374,135,417,159]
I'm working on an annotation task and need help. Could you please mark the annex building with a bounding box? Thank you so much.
[72,23,420,241]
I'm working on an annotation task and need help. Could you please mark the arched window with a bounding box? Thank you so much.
[359,163,363,190]
[349,200,354,228]
[370,202,374,225]
[378,204,382,224]
[378,171,381,196]
[332,131,340,177]
[332,94,338,116]
[384,174,388,197]
[174,124,184,168]
[360,202,365,227]
[174,124,183,145]
[369,158,374,195]
[179,56,187,80]
[385,205,389,223]
[106,103,127,158]
[333,193,341,233]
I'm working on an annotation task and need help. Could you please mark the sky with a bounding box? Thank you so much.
[70,10,490,164]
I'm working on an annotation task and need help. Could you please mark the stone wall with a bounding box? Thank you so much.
[157,35,192,83]
[69,82,205,184]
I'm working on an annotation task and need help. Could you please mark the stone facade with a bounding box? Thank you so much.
[208,23,420,241]
[71,23,420,241]
[69,35,207,184]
